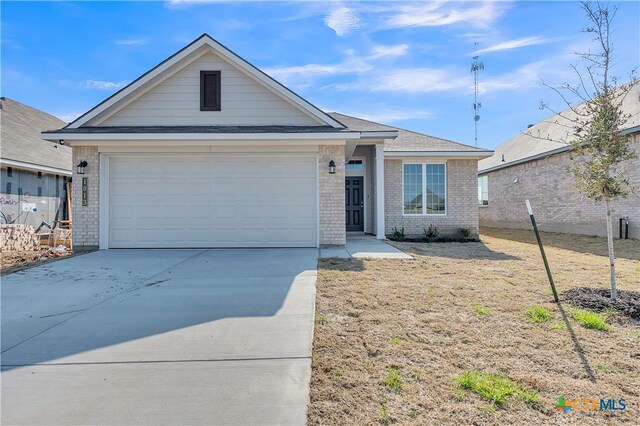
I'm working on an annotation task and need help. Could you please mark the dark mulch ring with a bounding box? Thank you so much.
[562,286,640,324]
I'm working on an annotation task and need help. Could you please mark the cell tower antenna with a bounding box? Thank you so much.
[471,45,484,147]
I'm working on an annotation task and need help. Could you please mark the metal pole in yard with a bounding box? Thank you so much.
[526,200,559,303]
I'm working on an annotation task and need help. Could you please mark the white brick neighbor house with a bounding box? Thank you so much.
[42,34,491,250]
[478,81,640,239]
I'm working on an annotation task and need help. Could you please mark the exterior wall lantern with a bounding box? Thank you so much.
[77,160,88,175]
[328,160,336,174]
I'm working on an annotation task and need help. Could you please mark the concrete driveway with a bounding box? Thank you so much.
[1,249,318,425]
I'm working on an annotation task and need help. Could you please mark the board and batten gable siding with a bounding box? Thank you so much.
[94,52,322,127]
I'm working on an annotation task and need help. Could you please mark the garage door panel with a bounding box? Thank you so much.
[108,154,318,248]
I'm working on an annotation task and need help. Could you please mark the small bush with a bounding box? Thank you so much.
[391,226,405,241]
[315,315,328,325]
[474,304,491,316]
[455,370,538,405]
[459,227,471,238]
[525,305,553,323]
[424,225,439,241]
[384,368,403,391]
[570,308,610,331]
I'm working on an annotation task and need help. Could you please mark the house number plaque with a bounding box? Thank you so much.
[82,177,88,206]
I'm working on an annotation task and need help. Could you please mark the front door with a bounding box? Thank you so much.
[345,177,364,232]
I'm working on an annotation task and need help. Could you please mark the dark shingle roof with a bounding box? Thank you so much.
[0,97,71,172]
[328,112,492,153]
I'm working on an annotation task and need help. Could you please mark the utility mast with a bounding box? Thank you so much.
[471,49,484,147]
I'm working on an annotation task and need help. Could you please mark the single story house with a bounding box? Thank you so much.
[478,81,640,239]
[42,34,492,250]
[1,97,71,228]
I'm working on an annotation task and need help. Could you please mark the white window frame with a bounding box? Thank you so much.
[401,161,447,217]
[478,175,489,206]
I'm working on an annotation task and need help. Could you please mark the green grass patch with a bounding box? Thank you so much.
[314,314,328,325]
[596,363,621,374]
[454,370,538,405]
[569,308,611,331]
[551,322,567,330]
[525,305,553,323]
[389,337,402,345]
[384,368,403,391]
[473,304,492,316]
[408,408,419,418]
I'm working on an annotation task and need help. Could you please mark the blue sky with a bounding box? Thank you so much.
[2,1,639,149]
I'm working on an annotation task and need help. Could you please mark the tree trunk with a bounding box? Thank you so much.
[605,199,617,301]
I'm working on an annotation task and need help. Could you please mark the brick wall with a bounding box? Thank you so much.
[385,159,479,237]
[72,146,99,250]
[319,145,346,245]
[479,139,640,239]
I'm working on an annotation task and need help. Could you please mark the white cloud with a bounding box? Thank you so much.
[114,38,149,46]
[337,107,434,123]
[165,0,221,9]
[333,68,471,94]
[473,36,551,54]
[367,44,409,60]
[83,80,129,91]
[385,1,508,29]
[325,6,361,36]
[54,112,82,123]
[265,44,407,87]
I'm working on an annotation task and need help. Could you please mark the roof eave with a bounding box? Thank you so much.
[384,150,493,158]
[478,145,571,174]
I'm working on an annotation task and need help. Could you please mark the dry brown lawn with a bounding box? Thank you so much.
[309,229,639,425]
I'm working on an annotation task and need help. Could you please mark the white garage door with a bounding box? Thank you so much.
[107,154,317,248]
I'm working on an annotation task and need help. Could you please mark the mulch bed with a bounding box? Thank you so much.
[562,286,640,323]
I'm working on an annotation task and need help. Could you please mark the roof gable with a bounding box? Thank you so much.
[69,34,344,129]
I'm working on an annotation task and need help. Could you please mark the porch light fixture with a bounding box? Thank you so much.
[328,160,336,174]
[76,160,88,175]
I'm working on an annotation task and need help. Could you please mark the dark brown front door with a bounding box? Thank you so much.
[345,177,364,232]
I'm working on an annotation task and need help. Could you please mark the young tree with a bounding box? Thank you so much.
[536,2,637,301]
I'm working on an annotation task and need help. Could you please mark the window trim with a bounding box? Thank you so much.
[478,175,489,207]
[200,70,221,111]
[401,161,447,217]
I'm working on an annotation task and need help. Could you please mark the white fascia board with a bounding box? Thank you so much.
[42,132,360,142]
[68,36,344,129]
[0,158,72,176]
[384,151,494,158]
[359,131,398,139]
[67,41,207,129]
[206,37,344,128]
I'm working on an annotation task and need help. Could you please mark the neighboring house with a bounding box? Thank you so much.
[478,81,640,239]
[1,97,71,229]
[42,34,492,250]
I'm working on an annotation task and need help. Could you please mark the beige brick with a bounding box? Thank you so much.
[385,159,479,237]
[71,146,99,250]
[318,145,346,245]
[479,139,640,239]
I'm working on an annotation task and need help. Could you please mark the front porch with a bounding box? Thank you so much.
[343,143,386,240]
[319,235,412,259]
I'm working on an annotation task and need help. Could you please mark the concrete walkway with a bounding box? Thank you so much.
[320,235,413,259]
[1,249,317,425]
